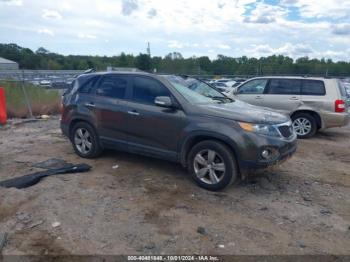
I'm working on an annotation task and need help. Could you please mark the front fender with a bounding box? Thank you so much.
[179,128,241,167]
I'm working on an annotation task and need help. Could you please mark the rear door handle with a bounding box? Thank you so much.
[85,102,95,107]
[127,110,140,116]
[289,97,299,101]
[255,96,263,100]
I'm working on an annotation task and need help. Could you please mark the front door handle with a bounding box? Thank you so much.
[255,96,263,100]
[289,97,299,101]
[85,102,95,107]
[127,110,140,116]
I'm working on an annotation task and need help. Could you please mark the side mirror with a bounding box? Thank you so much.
[154,96,173,108]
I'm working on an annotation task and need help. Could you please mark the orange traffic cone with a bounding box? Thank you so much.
[0,87,7,125]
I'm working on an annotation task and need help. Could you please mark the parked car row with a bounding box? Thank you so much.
[61,72,298,191]
[205,78,246,93]
[224,76,350,139]
[28,77,75,89]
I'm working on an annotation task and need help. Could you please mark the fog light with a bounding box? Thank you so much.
[261,150,271,159]
[261,147,280,161]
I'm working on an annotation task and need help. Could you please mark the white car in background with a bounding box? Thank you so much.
[210,79,237,92]
[216,79,237,87]
[39,80,52,88]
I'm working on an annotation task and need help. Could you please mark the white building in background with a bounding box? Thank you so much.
[0,57,19,70]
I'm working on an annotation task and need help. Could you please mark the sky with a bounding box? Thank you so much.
[0,0,350,61]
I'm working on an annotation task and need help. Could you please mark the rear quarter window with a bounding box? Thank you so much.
[96,76,128,99]
[301,80,326,96]
[79,76,99,94]
[337,80,347,97]
[63,79,77,96]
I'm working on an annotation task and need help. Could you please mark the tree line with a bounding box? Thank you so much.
[1,43,349,76]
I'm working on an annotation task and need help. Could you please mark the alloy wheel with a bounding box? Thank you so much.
[292,117,312,136]
[193,149,226,185]
[74,128,92,154]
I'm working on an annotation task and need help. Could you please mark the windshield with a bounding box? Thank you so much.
[162,75,233,104]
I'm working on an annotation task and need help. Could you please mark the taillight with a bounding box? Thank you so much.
[60,101,64,114]
[335,100,345,113]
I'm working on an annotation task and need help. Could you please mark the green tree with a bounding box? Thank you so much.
[135,53,151,71]
[1,43,350,76]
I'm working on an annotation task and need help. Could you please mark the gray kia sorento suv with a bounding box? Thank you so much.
[61,72,297,191]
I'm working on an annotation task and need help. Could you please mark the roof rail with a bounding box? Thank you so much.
[106,67,144,72]
[82,68,96,75]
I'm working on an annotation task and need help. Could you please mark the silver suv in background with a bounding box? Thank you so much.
[225,76,350,138]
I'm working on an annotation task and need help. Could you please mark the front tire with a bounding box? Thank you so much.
[292,113,317,139]
[70,122,103,158]
[187,140,238,191]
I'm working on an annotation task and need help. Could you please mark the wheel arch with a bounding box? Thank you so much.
[69,118,97,140]
[291,110,323,129]
[180,132,241,171]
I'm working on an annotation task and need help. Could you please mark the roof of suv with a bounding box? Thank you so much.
[250,76,333,81]
[80,71,152,77]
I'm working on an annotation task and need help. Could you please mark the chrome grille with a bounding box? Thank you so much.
[278,125,294,138]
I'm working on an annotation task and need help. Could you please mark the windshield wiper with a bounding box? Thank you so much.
[209,96,235,103]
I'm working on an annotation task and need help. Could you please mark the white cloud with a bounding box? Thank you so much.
[37,28,54,36]
[42,9,62,20]
[0,0,22,6]
[61,1,72,11]
[147,8,157,19]
[78,33,97,39]
[168,40,184,49]
[84,20,105,27]
[281,0,350,19]
[248,43,315,58]
[0,0,348,61]
[332,24,350,35]
[121,0,138,16]
[218,44,231,50]
[280,0,298,5]
[244,3,287,24]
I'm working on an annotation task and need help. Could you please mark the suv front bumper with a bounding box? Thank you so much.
[238,134,297,170]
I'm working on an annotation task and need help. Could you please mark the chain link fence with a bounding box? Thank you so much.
[0,70,349,119]
[0,70,83,118]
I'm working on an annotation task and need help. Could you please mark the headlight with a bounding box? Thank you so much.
[238,122,280,137]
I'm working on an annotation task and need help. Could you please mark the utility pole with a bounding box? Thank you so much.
[147,42,151,57]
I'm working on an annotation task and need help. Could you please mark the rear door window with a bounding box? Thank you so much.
[267,79,301,95]
[302,80,326,96]
[237,79,267,94]
[131,76,170,105]
[96,75,128,99]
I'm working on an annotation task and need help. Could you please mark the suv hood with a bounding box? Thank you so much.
[197,100,289,124]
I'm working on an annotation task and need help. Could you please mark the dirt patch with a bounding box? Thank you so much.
[9,229,69,255]
[0,117,350,255]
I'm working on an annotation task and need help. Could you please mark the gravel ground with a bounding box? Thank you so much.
[0,117,349,255]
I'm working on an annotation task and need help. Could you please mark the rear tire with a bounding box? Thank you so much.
[292,113,317,139]
[70,122,103,158]
[187,140,238,191]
